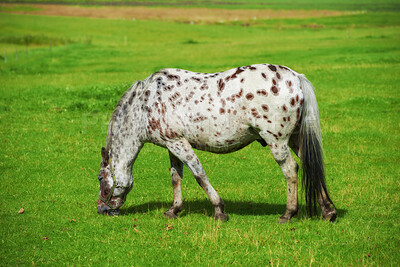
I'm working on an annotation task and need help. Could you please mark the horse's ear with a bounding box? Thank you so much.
[101,147,109,165]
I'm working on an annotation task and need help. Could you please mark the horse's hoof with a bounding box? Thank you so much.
[278,216,291,224]
[214,212,229,222]
[164,210,178,219]
[324,210,337,222]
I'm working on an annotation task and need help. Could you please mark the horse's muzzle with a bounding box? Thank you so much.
[97,201,120,216]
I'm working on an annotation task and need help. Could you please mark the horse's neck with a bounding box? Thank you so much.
[107,80,148,178]
[109,110,144,169]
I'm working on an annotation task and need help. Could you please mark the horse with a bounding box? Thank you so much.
[96,63,337,223]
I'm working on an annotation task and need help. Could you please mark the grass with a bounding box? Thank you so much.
[0,3,399,266]
[1,0,400,11]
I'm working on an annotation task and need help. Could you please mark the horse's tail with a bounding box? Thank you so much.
[298,74,334,217]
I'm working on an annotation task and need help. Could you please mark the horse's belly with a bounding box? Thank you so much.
[184,123,257,153]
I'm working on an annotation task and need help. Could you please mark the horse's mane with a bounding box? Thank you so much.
[105,80,143,152]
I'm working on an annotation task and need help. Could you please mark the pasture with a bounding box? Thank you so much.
[0,1,399,266]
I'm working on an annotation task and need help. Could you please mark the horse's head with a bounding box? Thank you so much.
[97,147,124,216]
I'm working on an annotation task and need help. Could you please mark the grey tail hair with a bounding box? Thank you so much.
[105,80,143,152]
[298,74,334,217]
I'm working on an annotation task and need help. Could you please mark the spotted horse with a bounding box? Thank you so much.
[97,63,337,223]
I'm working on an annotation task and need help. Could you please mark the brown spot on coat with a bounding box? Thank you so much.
[236,88,243,98]
[246,93,254,100]
[161,103,167,116]
[220,108,225,114]
[278,65,290,71]
[261,73,267,80]
[261,104,269,112]
[226,67,245,81]
[268,65,277,72]
[251,108,260,118]
[267,130,278,139]
[257,89,268,96]
[191,77,202,83]
[220,99,226,107]
[149,118,161,131]
[217,79,225,96]
[167,74,180,81]
[128,91,136,105]
[271,86,279,95]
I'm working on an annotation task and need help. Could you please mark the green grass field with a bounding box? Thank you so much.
[0,2,399,266]
[1,0,400,11]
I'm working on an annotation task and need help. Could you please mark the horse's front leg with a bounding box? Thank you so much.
[164,151,184,219]
[167,139,229,221]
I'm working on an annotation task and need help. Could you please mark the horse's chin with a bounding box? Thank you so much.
[105,209,120,216]
[97,203,120,216]
[98,206,120,216]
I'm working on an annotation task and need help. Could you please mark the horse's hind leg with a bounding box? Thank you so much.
[164,151,184,219]
[167,139,229,221]
[265,138,299,223]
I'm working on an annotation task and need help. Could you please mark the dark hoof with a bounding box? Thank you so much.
[278,216,291,224]
[324,210,337,222]
[214,213,229,222]
[164,210,178,219]
[278,210,297,224]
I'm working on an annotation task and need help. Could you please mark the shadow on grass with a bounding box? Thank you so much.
[122,199,347,219]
